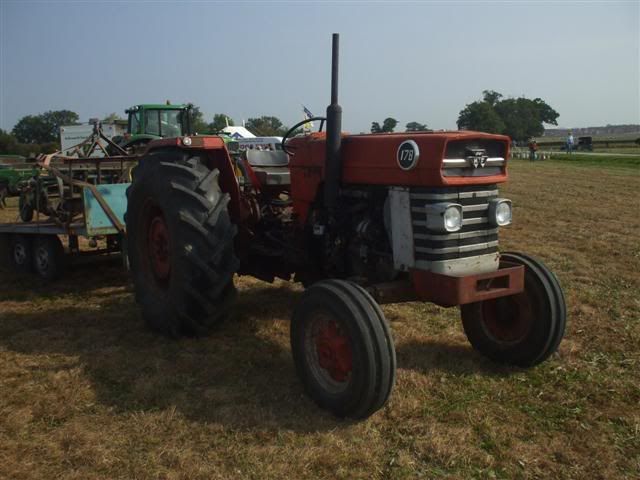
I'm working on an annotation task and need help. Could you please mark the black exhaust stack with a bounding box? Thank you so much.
[324,33,342,211]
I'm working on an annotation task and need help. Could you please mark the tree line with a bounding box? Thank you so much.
[0,92,558,156]
[457,90,559,141]
[372,91,557,140]
[0,109,300,156]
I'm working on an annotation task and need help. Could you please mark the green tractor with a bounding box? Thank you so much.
[114,103,194,153]
[0,162,37,208]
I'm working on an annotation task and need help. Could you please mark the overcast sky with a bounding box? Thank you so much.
[0,1,638,133]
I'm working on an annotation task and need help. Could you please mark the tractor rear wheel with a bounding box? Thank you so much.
[461,252,566,367]
[125,150,239,337]
[290,279,396,419]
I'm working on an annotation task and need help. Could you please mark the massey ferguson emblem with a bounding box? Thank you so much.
[471,155,488,168]
[397,140,420,170]
[466,148,488,168]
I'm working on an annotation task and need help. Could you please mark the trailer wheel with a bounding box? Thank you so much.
[461,252,566,367]
[291,279,396,419]
[126,150,239,337]
[8,235,33,274]
[32,235,65,281]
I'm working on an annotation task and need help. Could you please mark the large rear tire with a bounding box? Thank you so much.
[461,252,566,367]
[125,150,239,337]
[290,279,396,419]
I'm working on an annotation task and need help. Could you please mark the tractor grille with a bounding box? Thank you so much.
[442,140,506,177]
[410,185,499,262]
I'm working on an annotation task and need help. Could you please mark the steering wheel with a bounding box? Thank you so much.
[281,116,327,155]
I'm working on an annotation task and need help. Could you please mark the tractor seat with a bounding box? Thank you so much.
[245,150,290,186]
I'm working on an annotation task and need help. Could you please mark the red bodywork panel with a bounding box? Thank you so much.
[288,131,511,223]
[411,263,524,307]
[146,136,227,151]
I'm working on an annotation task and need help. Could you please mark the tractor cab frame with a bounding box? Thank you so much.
[120,103,193,152]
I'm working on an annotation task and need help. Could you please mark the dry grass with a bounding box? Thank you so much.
[0,160,639,479]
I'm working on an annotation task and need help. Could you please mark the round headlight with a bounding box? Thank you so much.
[426,203,463,232]
[488,199,512,226]
[182,136,192,146]
[496,202,512,225]
[444,206,463,231]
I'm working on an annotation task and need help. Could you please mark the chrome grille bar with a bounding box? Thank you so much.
[409,185,500,263]
[443,157,505,167]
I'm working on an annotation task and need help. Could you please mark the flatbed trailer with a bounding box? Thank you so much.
[0,150,134,281]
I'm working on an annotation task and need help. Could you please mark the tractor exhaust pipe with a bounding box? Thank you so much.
[324,33,342,211]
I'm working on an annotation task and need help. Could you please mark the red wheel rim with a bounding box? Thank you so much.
[313,318,353,383]
[481,293,533,344]
[147,213,171,281]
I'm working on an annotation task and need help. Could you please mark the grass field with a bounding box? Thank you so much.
[1,160,639,479]
[548,153,640,169]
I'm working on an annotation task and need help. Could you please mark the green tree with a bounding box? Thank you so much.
[382,117,398,132]
[457,91,559,142]
[12,110,79,144]
[246,116,287,136]
[12,115,51,144]
[457,102,506,134]
[494,99,537,140]
[102,112,123,123]
[210,113,234,133]
[405,122,429,132]
[190,106,211,134]
[371,117,398,133]
[482,90,503,107]
[0,129,18,154]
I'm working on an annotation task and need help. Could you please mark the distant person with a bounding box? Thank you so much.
[528,139,538,161]
[566,132,574,154]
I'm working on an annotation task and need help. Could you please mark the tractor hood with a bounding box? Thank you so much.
[289,130,510,187]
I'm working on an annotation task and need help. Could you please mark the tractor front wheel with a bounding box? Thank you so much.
[461,252,566,367]
[125,150,239,337]
[291,279,396,419]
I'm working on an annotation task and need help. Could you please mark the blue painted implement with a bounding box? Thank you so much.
[82,183,130,236]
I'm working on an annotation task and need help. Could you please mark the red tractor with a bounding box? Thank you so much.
[125,35,566,419]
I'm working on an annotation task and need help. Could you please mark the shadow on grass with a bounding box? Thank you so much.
[396,340,519,377]
[0,263,520,430]
[0,266,349,433]
[0,257,128,302]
